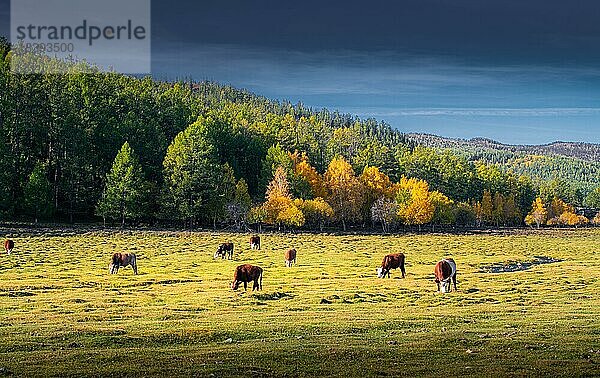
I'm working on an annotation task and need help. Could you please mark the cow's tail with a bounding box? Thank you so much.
[132,254,138,275]
[400,257,406,278]
[259,269,263,290]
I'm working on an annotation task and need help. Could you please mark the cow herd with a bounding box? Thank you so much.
[2,236,458,293]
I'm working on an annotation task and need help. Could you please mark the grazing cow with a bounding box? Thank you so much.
[284,248,297,267]
[250,235,261,250]
[434,258,457,293]
[109,253,138,275]
[4,239,14,255]
[377,253,406,278]
[232,264,263,291]
[214,243,234,259]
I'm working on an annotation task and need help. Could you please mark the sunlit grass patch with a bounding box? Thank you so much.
[0,229,599,376]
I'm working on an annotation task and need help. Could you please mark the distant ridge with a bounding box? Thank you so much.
[406,133,600,163]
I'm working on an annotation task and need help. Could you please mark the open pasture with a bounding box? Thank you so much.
[1,229,600,377]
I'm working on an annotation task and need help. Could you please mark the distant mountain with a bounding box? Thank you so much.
[406,133,600,163]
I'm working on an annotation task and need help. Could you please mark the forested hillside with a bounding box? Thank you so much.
[1,37,599,230]
[407,133,600,196]
[408,134,600,162]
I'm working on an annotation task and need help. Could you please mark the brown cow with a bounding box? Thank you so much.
[284,248,297,267]
[109,253,138,275]
[214,243,234,259]
[434,258,457,293]
[232,264,263,291]
[250,235,261,250]
[4,239,14,255]
[377,253,406,278]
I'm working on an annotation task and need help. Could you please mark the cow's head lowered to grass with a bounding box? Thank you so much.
[434,258,457,293]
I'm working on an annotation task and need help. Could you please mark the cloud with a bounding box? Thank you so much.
[153,44,509,96]
[153,43,600,101]
[346,108,600,117]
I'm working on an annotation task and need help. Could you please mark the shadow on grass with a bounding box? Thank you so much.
[479,256,563,273]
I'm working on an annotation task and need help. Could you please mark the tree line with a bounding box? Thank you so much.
[1,37,599,230]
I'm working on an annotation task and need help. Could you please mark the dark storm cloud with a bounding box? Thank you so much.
[151,0,600,64]
[0,0,8,38]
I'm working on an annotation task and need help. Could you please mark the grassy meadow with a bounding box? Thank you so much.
[1,228,600,377]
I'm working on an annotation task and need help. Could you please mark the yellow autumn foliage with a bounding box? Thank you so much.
[360,166,395,199]
[525,197,547,228]
[324,157,365,227]
[396,176,435,226]
[296,160,327,198]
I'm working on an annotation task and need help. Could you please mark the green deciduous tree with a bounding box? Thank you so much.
[585,187,600,208]
[295,197,333,231]
[227,178,252,230]
[24,162,53,222]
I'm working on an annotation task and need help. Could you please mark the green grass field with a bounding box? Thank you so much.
[1,228,600,377]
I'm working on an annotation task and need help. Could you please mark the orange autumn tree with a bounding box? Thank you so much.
[558,211,589,227]
[396,177,435,228]
[292,152,327,198]
[324,156,365,231]
[592,211,600,225]
[546,197,574,225]
[263,166,305,229]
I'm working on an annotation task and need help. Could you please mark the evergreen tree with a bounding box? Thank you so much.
[162,116,226,227]
[97,142,148,226]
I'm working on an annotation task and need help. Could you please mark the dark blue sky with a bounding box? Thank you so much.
[3,0,600,144]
